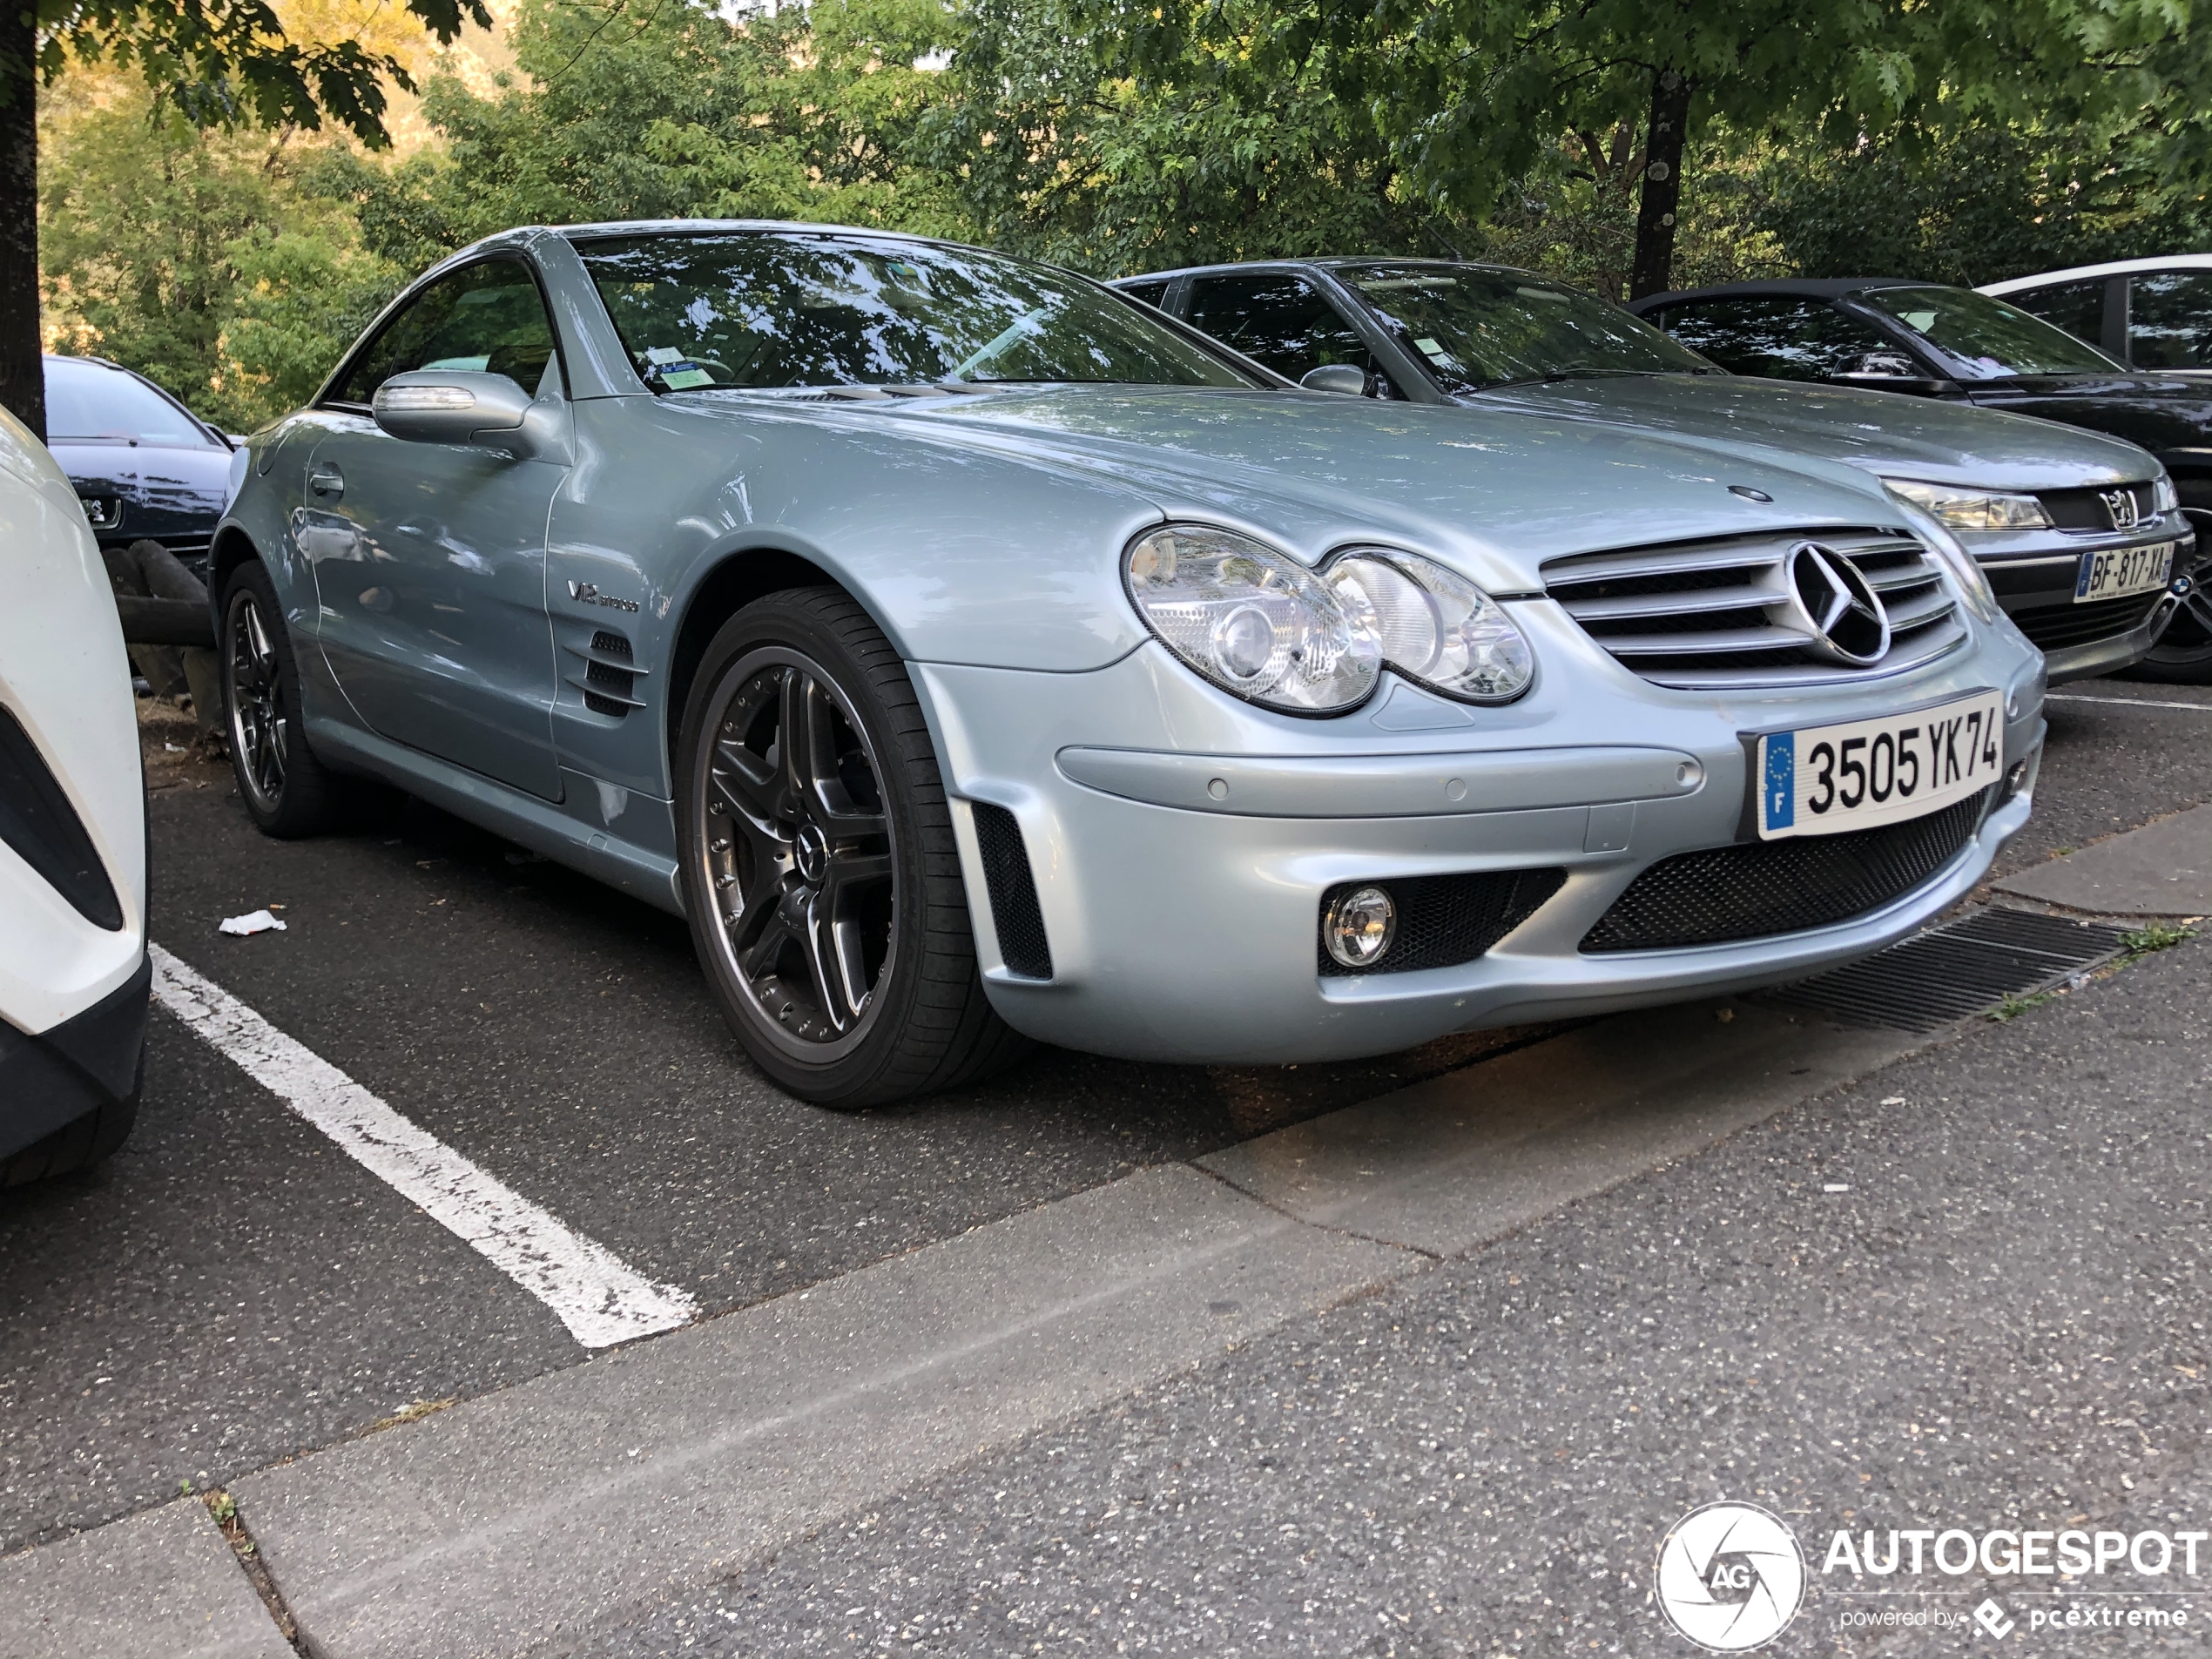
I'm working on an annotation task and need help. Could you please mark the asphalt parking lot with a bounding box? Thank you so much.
[4,678,2211,1654]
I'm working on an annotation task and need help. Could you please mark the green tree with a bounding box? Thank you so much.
[938,0,1462,275]
[315,0,968,269]
[9,0,488,436]
[1311,0,2212,299]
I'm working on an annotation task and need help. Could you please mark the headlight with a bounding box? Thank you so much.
[1123,525,1380,712]
[2155,473,2181,515]
[1123,525,1536,712]
[1327,546,1535,703]
[1885,478,2053,532]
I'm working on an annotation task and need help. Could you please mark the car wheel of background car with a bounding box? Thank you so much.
[676,588,1029,1109]
[2125,507,2212,684]
[221,561,346,836]
[0,1058,142,1187]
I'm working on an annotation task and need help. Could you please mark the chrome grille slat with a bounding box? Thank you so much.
[1542,527,1967,690]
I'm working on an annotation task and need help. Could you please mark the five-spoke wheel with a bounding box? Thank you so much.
[677,588,1026,1106]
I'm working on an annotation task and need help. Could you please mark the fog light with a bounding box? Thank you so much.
[1324,885,1396,968]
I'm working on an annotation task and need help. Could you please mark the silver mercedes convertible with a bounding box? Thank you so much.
[216,222,2047,1105]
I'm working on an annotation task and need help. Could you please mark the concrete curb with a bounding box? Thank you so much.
[1996,802,2212,916]
[0,1498,288,1659]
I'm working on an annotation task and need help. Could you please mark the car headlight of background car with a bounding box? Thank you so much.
[1123,524,1534,714]
[2155,472,2181,515]
[1877,483,2004,623]
[1885,477,2054,533]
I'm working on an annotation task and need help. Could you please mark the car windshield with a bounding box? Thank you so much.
[1857,286,2121,380]
[577,233,1254,391]
[44,358,218,447]
[1339,264,1716,390]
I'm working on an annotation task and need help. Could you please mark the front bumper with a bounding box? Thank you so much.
[1971,519,2197,683]
[918,604,2045,1065]
[0,952,150,1159]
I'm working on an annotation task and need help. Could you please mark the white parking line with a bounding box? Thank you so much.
[149,944,698,1349]
[2047,693,2212,712]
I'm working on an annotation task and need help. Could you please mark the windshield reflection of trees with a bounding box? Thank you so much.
[1348,267,1710,388]
[581,235,1245,388]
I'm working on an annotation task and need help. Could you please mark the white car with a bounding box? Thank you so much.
[0,406,148,1181]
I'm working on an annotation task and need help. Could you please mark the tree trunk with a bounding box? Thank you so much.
[1628,67,1690,303]
[0,6,39,442]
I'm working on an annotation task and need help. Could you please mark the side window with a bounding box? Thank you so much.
[331,260,561,407]
[2008,278,2108,352]
[1119,280,1172,311]
[1657,297,1908,381]
[1186,274,1371,381]
[2128,271,2212,369]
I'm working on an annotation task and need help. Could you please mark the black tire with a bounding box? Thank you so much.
[2123,509,2212,684]
[0,1063,142,1187]
[220,561,346,835]
[675,588,1029,1108]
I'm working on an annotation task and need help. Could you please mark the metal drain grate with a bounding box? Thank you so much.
[1760,906,2133,1032]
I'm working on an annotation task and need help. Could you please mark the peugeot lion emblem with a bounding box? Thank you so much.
[1786,541,1890,666]
[2101,487,2140,531]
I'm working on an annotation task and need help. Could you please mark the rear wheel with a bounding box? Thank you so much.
[221,561,345,835]
[675,589,1027,1108]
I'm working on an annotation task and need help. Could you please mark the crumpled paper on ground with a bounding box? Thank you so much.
[218,909,287,936]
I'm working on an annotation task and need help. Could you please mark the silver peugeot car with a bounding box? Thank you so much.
[216,222,2045,1106]
[1118,258,2193,683]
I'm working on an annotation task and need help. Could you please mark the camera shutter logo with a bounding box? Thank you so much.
[1655,1501,1806,1651]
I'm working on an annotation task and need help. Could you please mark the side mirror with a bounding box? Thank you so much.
[373,370,535,447]
[1300,363,1372,396]
[1842,351,1919,380]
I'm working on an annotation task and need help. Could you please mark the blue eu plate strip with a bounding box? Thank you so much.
[1763,733,1796,833]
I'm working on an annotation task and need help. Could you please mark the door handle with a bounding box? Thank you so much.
[308,462,344,500]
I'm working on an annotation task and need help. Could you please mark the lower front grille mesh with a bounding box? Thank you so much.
[2009,590,2163,651]
[1318,867,1565,976]
[1581,790,1992,953]
[971,802,1052,980]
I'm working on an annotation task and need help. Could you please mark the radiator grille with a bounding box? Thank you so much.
[1543,529,1965,689]
[2035,482,2151,532]
[972,802,1052,980]
[1581,789,1991,953]
[1318,867,1565,976]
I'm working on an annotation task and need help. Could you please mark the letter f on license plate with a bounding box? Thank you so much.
[1754,691,2003,840]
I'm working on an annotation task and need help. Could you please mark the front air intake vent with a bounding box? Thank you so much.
[1581,788,1991,953]
[971,802,1052,980]
[0,707,124,931]
[1543,529,1966,689]
[1318,867,1565,977]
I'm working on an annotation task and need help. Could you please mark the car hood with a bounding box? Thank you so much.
[867,384,1918,594]
[50,441,231,503]
[1464,374,2155,489]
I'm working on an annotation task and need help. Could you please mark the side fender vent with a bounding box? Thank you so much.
[569,629,644,718]
[971,802,1053,981]
[0,708,123,931]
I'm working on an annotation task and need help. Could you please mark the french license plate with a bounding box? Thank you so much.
[1756,692,2003,841]
[2075,539,2175,603]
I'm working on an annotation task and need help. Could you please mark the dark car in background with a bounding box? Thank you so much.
[1625,278,2212,681]
[44,354,233,584]
[1117,259,2193,684]
[1982,255,2212,381]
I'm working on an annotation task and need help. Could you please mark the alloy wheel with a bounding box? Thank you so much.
[226,590,287,813]
[695,647,896,1060]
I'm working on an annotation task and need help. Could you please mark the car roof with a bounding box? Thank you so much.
[1981,253,2212,294]
[1626,278,1937,309]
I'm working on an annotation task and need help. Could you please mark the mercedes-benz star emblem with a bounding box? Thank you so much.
[1786,541,1891,666]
